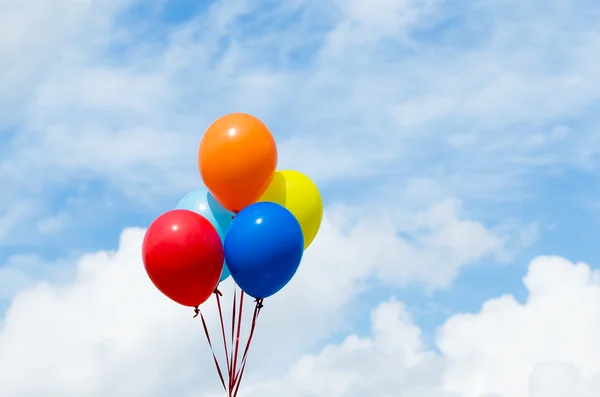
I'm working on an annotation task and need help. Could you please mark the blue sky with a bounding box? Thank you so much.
[1,0,600,396]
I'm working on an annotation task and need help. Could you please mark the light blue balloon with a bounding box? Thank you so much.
[176,188,234,282]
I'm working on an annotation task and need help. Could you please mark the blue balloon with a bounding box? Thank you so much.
[176,188,234,282]
[224,202,304,298]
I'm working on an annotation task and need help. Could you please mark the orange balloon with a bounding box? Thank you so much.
[198,113,278,213]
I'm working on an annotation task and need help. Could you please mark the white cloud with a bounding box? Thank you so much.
[0,200,509,396]
[243,299,451,397]
[0,229,204,397]
[4,246,598,397]
[247,256,600,397]
[439,256,600,397]
[0,0,134,124]
[2,0,600,224]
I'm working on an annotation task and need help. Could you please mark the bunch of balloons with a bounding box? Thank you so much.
[141,113,323,396]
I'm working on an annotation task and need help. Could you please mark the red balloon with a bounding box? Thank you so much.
[142,209,224,307]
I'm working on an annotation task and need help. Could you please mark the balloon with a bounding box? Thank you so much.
[176,188,234,282]
[142,209,224,307]
[259,170,323,249]
[220,260,231,281]
[198,113,278,213]
[224,202,304,299]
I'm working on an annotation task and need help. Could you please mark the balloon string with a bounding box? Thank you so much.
[232,299,263,397]
[214,289,230,381]
[229,291,245,395]
[196,308,227,393]
[228,289,237,392]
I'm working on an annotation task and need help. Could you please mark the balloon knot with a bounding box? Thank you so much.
[193,307,200,318]
[255,298,264,309]
[214,288,223,296]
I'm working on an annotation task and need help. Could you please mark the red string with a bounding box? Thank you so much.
[229,291,245,395]
[232,299,263,397]
[228,290,237,392]
[197,308,227,393]
[214,290,230,381]
[196,288,263,397]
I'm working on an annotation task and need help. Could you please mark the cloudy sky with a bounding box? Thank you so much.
[1,0,600,396]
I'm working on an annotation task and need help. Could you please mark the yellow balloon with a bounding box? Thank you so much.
[259,170,323,249]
